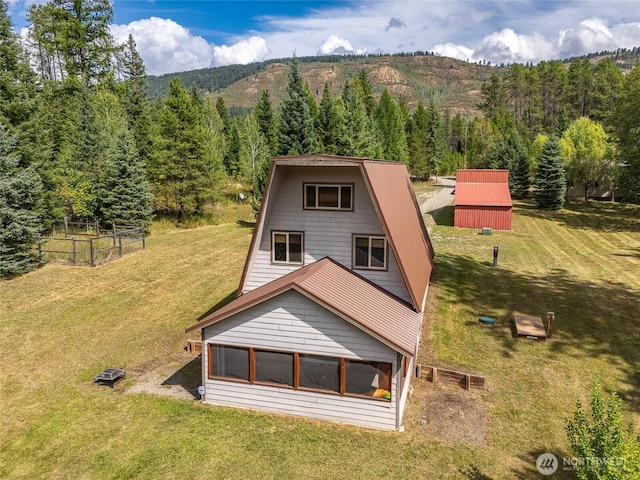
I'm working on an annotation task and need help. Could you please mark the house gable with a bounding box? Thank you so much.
[238,155,433,312]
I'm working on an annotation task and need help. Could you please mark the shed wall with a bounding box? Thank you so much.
[454,206,512,230]
[202,290,400,430]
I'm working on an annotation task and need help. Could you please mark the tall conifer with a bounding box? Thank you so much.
[0,124,42,278]
[534,135,566,209]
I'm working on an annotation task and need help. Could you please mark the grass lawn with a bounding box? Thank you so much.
[1,199,638,479]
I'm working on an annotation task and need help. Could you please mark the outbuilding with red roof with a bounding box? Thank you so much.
[454,169,513,230]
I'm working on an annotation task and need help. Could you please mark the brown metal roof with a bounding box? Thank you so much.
[360,160,434,312]
[237,155,434,312]
[186,258,423,357]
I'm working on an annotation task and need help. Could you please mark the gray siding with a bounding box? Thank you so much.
[243,166,411,303]
[202,290,400,430]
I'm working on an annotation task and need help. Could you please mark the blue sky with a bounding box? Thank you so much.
[8,1,640,75]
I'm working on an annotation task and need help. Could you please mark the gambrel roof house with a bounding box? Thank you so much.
[186,155,434,430]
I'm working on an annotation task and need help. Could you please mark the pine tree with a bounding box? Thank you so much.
[613,65,640,203]
[374,89,408,163]
[254,89,278,155]
[337,80,381,158]
[278,59,316,155]
[317,83,342,155]
[98,115,152,229]
[534,135,566,209]
[150,78,225,222]
[511,135,531,199]
[0,0,39,165]
[0,124,43,278]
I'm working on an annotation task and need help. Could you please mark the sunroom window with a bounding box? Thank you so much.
[272,232,303,264]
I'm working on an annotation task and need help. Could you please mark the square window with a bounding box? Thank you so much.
[318,186,339,208]
[254,350,294,386]
[299,355,340,392]
[345,360,392,399]
[272,232,304,264]
[353,236,386,270]
[210,345,249,381]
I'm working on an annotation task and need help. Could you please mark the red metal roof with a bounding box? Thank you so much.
[455,183,513,207]
[186,258,423,357]
[454,169,512,207]
[456,169,509,184]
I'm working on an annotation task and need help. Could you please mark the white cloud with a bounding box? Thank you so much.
[474,28,556,64]
[317,34,365,55]
[212,36,269,67]
[432,42,474,62]
[558,18,616,57]
[111,17,213,75]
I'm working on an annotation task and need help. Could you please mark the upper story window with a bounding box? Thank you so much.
[353,235,387,270]
[304,183,353,210]
[272,231,303,264]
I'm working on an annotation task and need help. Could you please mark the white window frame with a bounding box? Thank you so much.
[353,235,387,270]
[271,231,304,264]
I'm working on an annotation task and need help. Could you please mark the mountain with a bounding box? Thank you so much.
[146,48,640,116]
[147,53,499,116]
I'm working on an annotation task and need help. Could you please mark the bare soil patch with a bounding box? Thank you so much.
[125,352,201,401]
[404,378,488,446]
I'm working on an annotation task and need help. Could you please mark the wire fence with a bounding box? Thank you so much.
[37,218,146,267]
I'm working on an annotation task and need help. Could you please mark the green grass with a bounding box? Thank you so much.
[1,199,638,479]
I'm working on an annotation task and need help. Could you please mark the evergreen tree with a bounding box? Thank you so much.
[407,101,429,178]
[0,0,39,165]
[0,124,42,278]
[27,0,116,86]
[150,78,225,222]
[590,58,623,129]
[614,65,640,203]
[509,131,531,199]
[254,89,278,155]
[278,59,316,155]
[567,59,594,119]
[566,375,640,480]
[339,80,380,158]
[534,135,566,209]
[353,69,376,116]
[98,114,152,229]
[317,83,342,155]
[374,89,408,163]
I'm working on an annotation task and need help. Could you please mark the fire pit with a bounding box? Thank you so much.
[94,368,126,387]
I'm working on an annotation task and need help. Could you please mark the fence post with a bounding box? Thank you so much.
[95,220,100,236]
[64,216,69,238]
[141,227,146,249]
[118,234,123,257]
[72,236,76,266]
[89,237,95,267]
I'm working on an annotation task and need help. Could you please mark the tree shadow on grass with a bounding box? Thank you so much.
[434,252,640,411]
[514,200,640,233]
[432,205,455,226]
[196,290,237,321]
[237,219,256,229]
[511,448,578,479]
